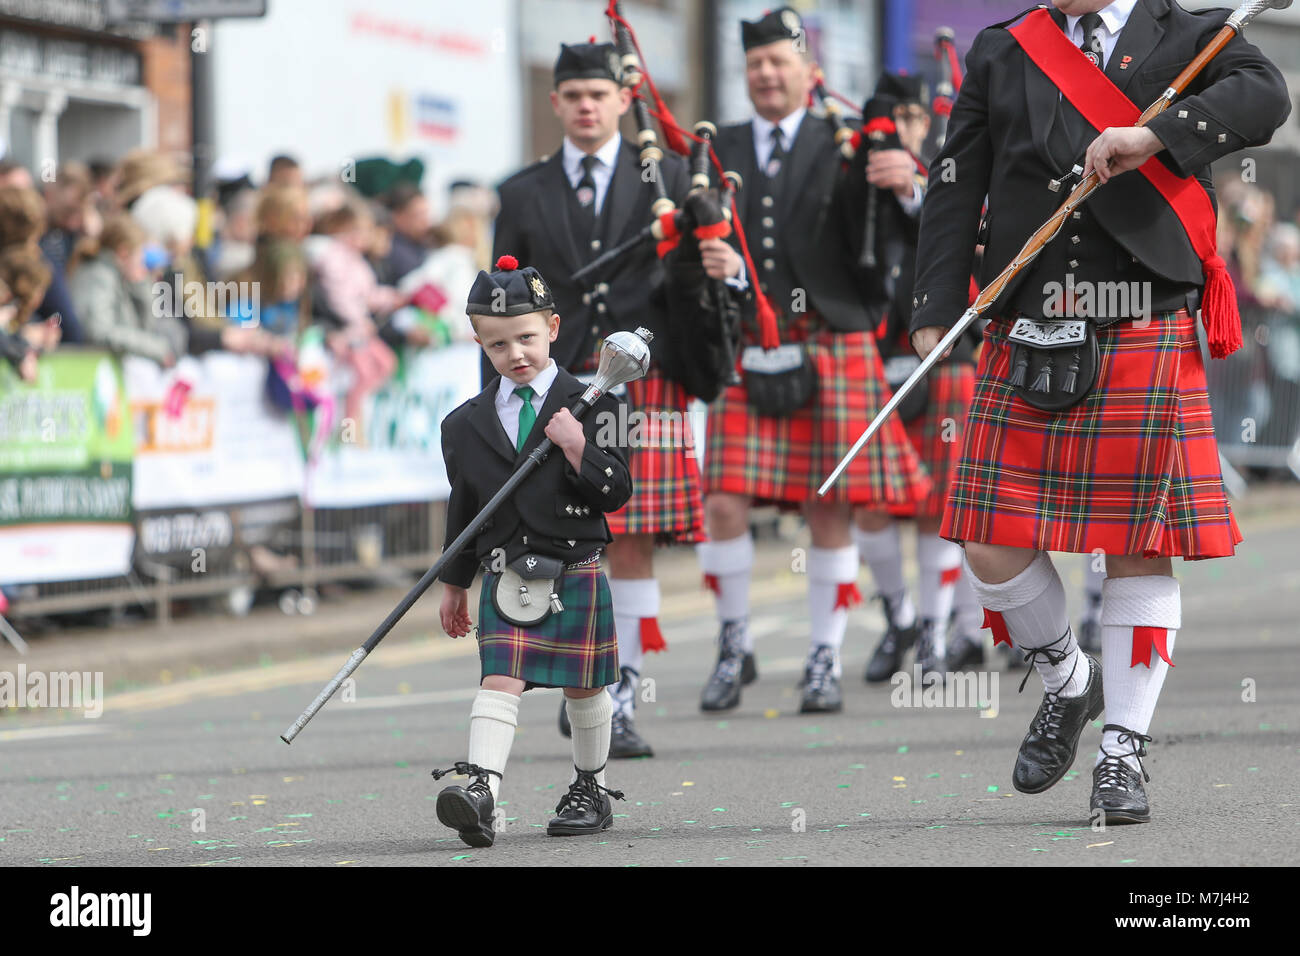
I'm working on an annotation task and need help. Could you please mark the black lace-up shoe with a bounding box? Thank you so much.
[799,645,842,713]
[1012,650,1103,794]
[913,618,944,680]
[741,652,758,685]
[945,632,985,672]
[1091,725,1152,824]
[701,620,746,711]
[432,762,500,848]
[865,594,919,683]
[547,765,625,836]
[609,708,654,759]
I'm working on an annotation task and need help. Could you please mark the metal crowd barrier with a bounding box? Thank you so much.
[6,500,446,627]
[1204,302,1300,482]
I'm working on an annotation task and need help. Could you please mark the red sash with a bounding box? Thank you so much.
[1008,9,1241,358]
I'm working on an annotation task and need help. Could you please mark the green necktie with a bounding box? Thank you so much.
[514,384,537,452]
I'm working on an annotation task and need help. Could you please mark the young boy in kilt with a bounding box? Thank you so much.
[432,255,632,848]
[911,0,1289,823]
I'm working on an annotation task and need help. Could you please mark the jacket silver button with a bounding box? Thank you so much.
[1072,211,1082,220]
[1177,109,1188,118]
[1068,259,1079,268]
[604,466,613,477]
[596,282,610,294]
[763,258,775,270]
[1217,133,1226,143]
[1196,121,1206,131]
[762,237,774,249]
[761,195,774,208]
[1071,235,1080,244]
[601,484,611,494]
[762,216,774,228]
[565,504,574,514]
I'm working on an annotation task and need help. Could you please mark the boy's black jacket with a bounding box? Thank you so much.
[437,366,632,589]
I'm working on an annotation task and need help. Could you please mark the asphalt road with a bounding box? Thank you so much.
[2,512,1297,868]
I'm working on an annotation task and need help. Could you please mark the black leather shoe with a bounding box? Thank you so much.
[700,620,745,712]
[558,698,572,738]
[865,595,919,683]
[741,652,758,685]
[1012,649,1103,794]
[1091,725,1152,824]
[913,618,944,680]
[432,762,500,848]
[799,645,843,713]
[609,709,654,759]
[945,633,985,672]
[547,765,624,836]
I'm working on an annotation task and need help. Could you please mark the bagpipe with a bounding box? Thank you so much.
[570,1,781,402]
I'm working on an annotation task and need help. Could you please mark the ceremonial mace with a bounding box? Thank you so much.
[281,329,653,744]
[818,0,1291,497]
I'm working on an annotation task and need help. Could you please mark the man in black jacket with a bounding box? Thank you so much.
[696,6,932,715]
[910,0,1290,824]
[490,40,708,758]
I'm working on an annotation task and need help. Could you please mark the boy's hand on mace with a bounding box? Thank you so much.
[545,407,587,472]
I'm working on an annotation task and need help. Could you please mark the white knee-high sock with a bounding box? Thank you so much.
[697,533,755,651]
[853,524,915,627]
[807,545,860,675]
[967,551,1086,697]
[1096,575,1180,773]
[566,692,613,788]
[607,577,657,714]
[951,556,986,637]
[917,535,963,656]
[467,689,519,802]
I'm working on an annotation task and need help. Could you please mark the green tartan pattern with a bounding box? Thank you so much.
[477,564,619,689]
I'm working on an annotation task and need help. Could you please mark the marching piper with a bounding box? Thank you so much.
[433,255,632,847]
[910,0,1289,822]
[697,6,931,714]
[492,39,711,758]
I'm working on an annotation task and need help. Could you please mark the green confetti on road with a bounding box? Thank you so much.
[712,807,727,812]
[1029,848,1049,852]
[986,785,999,792]
[451,854,472,861]
[897,746,909,754]
[1120,859,1137,863]
[395,761,408,768]
[286,813,313,818]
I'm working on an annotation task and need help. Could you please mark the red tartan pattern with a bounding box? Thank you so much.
[601,367,706,543]
[942,309,1242,559]
[704,320,932,506]
[887,361,976,519]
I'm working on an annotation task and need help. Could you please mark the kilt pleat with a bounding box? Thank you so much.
[605,369,706,543]
[477,565,619,689]
[887,361,977,519]
[704,326,932,506]
[941,309,1242,559]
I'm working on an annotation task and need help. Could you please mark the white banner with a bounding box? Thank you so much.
[305,342,481,508]
[124,352,304,510]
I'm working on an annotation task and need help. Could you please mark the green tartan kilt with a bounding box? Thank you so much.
[477,564,619,690]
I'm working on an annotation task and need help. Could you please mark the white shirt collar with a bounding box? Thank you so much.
[1067,0,1138,41]
[753,106,806,149]
[496,358,559,406]
[562,133,622,181]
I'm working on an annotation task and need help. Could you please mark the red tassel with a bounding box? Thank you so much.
[693,221,731,240]
[1131,626,1174,668]
[1200,254,1242,359]
[981,608,1014,648]
[702,573,720,595]
[495,254,518,271]
[640,616,668,653]
[656,210,679,241]
[863,117,897,137]
[940,565,962,586]
[848,130,862,153]
[834,582,862,611]
[656,236,681,258]
[933,96,953,118]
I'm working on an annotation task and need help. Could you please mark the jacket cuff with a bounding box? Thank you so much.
[564,440,630,511]
[1144,106,1241,179]
[438,553,478,590]
[907,283,973,334]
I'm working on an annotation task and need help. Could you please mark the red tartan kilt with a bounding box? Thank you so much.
[887,361,977,519]
[942,309,1242,559]
[602,367,706,544]
[704,327,932,506]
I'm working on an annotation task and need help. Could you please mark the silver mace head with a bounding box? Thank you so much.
[1228,0,1292,31]
[589,327,653,396]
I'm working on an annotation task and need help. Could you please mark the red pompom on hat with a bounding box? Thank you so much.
[495,254,519,271]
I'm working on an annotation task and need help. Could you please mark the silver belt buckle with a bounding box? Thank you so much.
[1007,317,1088,348]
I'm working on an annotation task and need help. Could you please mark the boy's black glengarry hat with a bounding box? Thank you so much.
[466,255,555,316]
[554,38,622,87]
[741,6,803,51]
[876,71,928,108]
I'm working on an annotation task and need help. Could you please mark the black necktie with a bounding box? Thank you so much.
[1055,12,1106,158]
[575,154,599,225]
[765,126,786,179]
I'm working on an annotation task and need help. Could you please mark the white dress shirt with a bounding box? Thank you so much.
[494,359,559,449]
[752,107,806,172]
[1067,0,1138,70]
[562,134,623,216]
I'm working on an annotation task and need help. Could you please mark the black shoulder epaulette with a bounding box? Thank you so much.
[989,4,1048,30]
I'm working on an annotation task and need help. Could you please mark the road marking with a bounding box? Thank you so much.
[0,724,108,743]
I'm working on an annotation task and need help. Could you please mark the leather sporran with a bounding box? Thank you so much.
[490,553,566,627]
[1005,317,1100,412]
[741,344,818,417]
